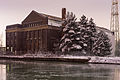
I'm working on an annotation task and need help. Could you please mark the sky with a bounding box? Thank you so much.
[0,0,118,46]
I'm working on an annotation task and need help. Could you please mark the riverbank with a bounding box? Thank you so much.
[0,54,120,64]
[0,54,90,63]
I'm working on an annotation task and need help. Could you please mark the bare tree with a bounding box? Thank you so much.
[0,32,4,54]
[0,32,3,47]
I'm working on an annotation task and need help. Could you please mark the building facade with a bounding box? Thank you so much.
[6,9,66,55]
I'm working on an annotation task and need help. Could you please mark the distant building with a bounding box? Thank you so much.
[6,8,66,55]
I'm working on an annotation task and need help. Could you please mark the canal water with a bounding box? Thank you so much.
[0,60,120,80]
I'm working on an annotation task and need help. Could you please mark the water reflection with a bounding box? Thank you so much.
[0,60,120,80]
[0,64,6,80]
[114,69,120,80]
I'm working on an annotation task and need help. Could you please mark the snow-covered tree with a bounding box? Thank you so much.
[92,31,112,56]
[116,40,120,56]
[59,12,78,52]
[85,18,98,53]
[59,13,112,56]
[76,15,90,53]
[60,14,97,54]
[76,16,98,54]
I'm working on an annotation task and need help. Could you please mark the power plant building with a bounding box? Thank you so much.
[6,9,66,54]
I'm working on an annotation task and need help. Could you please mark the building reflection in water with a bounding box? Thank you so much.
[0,64,6,80]
[114,68,120,80]
[0,60,120,80]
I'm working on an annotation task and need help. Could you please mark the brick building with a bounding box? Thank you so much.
[6,8,66,54]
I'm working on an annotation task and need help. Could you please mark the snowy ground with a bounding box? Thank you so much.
[24,53,120,65]
[59,55,120,65]
[89,56,120,64]
[1,52,120,64]
[61,55,90,60]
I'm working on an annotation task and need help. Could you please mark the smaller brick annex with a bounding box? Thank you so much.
[6,8,66,55]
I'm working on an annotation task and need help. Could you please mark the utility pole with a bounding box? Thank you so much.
[110,0,119,47]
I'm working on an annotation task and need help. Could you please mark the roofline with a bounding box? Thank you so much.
[6,24,21,27]
[96,26,113,33]
[40,13,62,21]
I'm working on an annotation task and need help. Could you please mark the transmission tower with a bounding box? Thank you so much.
[110,0,119,45]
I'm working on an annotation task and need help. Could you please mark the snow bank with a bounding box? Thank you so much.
[60,55,120,65]
[89,56,120,64]
[62,55,90,60]
[60,55,120,64]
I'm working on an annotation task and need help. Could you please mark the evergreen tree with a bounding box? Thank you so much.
[59,12,78,52]
[78,16,97,54]
[77,15,89,53]
[86,18,98,54]
[59,13,112,56]
[69,15,88,52]
[115,40,120,56]
[92,31,112,56]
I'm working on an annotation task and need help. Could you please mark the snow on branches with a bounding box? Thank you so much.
[92,31,112,56]
[59,12,112,56]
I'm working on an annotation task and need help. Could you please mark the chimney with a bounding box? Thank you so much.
[62,8,66,20]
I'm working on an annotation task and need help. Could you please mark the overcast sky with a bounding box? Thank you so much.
[0,0,119,46]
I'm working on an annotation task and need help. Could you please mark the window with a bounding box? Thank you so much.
[48,19,61,26]
[7,47,9,50]
[15,32,17,37]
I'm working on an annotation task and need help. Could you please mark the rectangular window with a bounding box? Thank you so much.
[48,19,61,27]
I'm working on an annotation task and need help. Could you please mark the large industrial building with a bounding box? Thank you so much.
[6,8,66,55]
